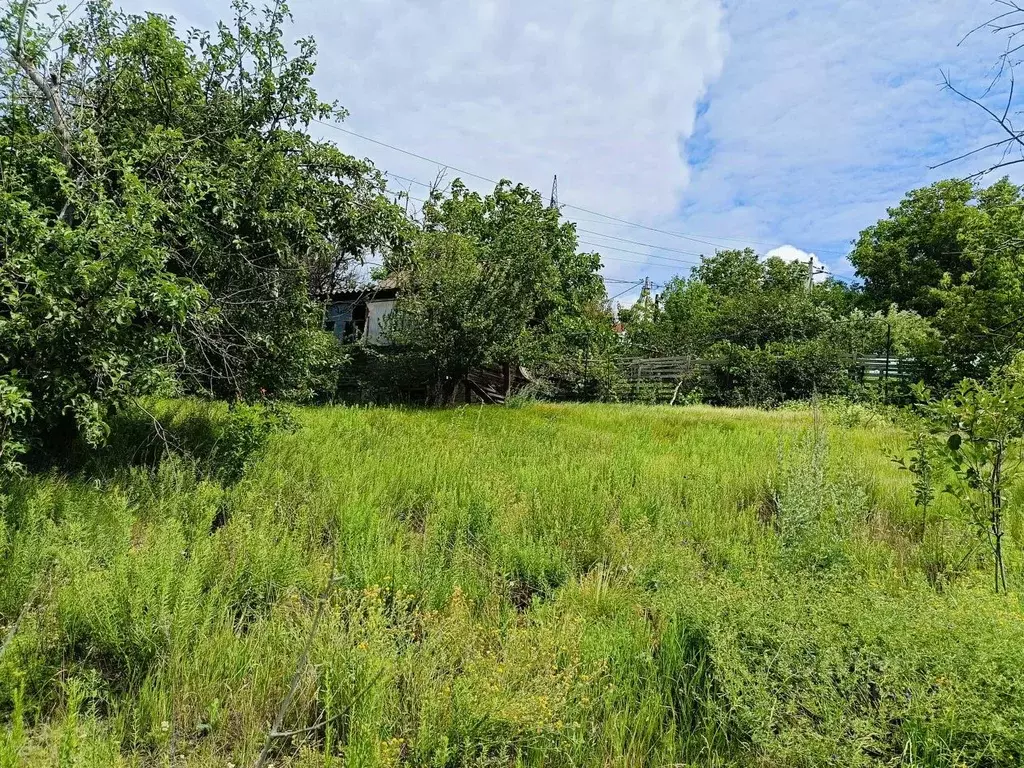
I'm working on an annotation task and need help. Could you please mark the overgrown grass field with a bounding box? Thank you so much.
[2,402,1024,767]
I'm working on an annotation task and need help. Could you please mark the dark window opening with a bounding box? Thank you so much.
[348,303,368,341]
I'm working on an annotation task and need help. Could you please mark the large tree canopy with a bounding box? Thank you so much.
[383,180,612,401]
[0,0,406,466]
[850,179,983,316]
[851,178,1024,381]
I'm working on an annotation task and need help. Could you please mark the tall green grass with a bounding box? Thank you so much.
[1,401,1023,766]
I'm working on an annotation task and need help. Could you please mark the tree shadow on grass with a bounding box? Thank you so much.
[22,400,229,482]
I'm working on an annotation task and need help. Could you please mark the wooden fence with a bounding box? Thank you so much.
[616,353,921,402]
[617,355,698,401]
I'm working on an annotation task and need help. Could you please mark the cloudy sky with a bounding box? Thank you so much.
[125,0,1016,296]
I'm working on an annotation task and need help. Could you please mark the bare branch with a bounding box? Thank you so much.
[959,8,1020,46]
[962,156,1024,181]
[253,557,340,768]
[930,135,1019,170]
[942,69,1024,177]
[268,668,386,739]
[11,1,71,161]
[1003,69,1015,123]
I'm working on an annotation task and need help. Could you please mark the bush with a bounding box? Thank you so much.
[701,340,854,407]
[215,401,296,484]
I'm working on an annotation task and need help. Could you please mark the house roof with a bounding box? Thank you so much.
[330,284,399,303]
[329,273,404,303]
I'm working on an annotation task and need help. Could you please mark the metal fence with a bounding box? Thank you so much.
[615,353,921,403]
[855,356,920,382]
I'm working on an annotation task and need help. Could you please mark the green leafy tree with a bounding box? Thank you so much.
[646,276,715,355]
[851,178,1024,382]
[64,1,407,399]
[893,428,938,541]
[1,2,207,465]
[693,247,763,295]
[850,179,981,316]
[644,250,844,354]
[933,180,1024,380]
[0,0,406,466]
[385,180,609,402]
[911,369,1024,593]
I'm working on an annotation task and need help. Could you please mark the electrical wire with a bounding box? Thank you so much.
[384,189,704,269]
[313,118,852,258]
[578,241,700,267]
[606,281,646,302]
[381,170,844,280]
[576,229,705,257]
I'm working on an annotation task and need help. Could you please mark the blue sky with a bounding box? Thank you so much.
[122,0,1016,296]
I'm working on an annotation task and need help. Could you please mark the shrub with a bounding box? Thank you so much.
[701,340,854,407]
[215,401,296,484]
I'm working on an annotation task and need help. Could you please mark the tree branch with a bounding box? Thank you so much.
[252,557,340,768]
[12,3,71,160]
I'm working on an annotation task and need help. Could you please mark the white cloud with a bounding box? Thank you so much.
[675,0,1018,278]
[765,245,827,283]
[302,0,728,222]
[113,0,1023,287]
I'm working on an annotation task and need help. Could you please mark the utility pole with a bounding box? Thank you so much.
[638,277,652,308]
[549,174,559,209]
[807,256,815,292]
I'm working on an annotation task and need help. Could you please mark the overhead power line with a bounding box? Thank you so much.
[313,118,851,259]
[564,205,849,257]
[578,241,700,267]
[606,281,646,302]
[315,120,499,185]
[383,186,836,276]
[576,228,705,257]
[603,276,664,287]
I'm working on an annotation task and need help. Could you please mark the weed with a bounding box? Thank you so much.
[0,401,1022,766]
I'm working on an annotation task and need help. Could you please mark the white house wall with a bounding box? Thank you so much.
[365,299,396,345]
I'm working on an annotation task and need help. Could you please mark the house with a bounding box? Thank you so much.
[325,277,534,404]
[324,280,399,345]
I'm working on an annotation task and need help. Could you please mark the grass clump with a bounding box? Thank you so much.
[1,401,1023,766]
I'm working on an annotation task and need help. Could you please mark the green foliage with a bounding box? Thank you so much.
[852,178,1024,382]
[850,179,981,315]
[893,427,939,539]
[910,371,1024,592]
[698,338,853,407]
[0,40,207,468]
[0,378,32,477]
[216,400,296,484]
[0,0,403,468]
[620,249,874,405]
[383,180,611,402]
[2,400,1023,766]
[385,229,523,401]
[619,176,1024,407]
[769,415,866,572]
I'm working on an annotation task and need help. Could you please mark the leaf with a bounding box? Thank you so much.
[947,433,962,451]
